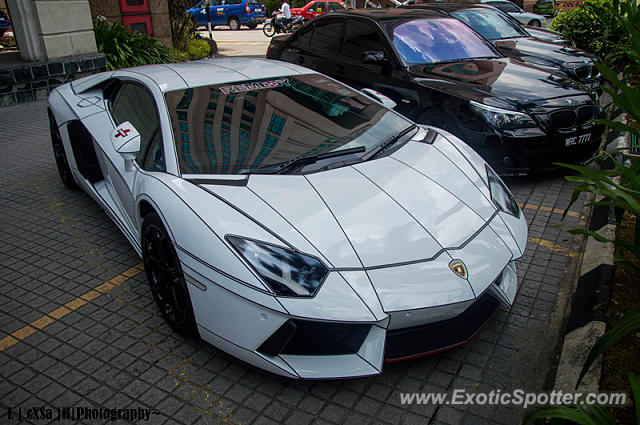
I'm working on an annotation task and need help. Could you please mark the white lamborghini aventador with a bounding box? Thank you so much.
[48,58,527,379]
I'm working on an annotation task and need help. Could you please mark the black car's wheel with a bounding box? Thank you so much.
[263,22,275,37]
[142,213,197,336]
[528,19,541,27]
[247,23,258,29]
[48,110,78,190]
[228,17,240,30]
[418,109,459,135]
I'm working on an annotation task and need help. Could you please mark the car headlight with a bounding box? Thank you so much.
[227,236,328,297]
[470,101,539,132]
[486,165,520,218]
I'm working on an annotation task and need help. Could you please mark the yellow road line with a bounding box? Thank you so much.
[518,202,580,218]
[0,263,144,352]
[528,237,579,258]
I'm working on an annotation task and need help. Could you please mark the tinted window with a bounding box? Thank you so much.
[488,1,521,13]
[328,2,345,11]
[111,83,164,171]
[452,8,528,40]
[165,74,413,175]
[309,18,343,50]
[294,23,314,45]
[385,18,498,65]
[341,20,386,62]
[309,2,326,11]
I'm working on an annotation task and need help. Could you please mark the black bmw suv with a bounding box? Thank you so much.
[267,8,602,175]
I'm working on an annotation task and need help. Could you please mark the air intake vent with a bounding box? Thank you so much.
[258,319,371,356]
[577,105,596,123]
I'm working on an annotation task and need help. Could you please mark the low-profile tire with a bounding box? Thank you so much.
[528,19,541,27]
[228,17,240,30]
[142,212,197,337]
[49,110,78,190]
[247,23,258,29]
[262,22,275,37]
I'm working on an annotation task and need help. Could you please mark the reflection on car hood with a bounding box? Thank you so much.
[494,37,592,67]
[202,131,506,269]
[409,57,589,108]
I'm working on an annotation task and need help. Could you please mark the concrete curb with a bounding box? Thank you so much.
[553,113,628,392]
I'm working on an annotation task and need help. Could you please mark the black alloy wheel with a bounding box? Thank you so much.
[49,110,78,190]
[142,213,197,336]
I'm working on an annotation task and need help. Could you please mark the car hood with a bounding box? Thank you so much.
[494,37,592,68]
[408,57,589,108]
[200,130,520,270]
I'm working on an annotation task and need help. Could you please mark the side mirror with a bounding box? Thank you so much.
[361,88,397,109]
[362,50,386,64]
[110,121,140,172]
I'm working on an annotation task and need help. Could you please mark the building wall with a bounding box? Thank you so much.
[87,0,173,49]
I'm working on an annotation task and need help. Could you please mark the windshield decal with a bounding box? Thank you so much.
[220,79,291,95]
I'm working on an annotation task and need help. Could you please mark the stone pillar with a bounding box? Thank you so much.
[6,0,97,62]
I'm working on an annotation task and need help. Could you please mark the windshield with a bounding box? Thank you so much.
[384,18,499,65]
[165,74,413,175]
[452,8,528,40]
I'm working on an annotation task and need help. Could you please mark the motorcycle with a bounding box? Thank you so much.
[262,14,304,37]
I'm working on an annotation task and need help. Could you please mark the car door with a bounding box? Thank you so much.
[285,17,344,74]
[106,81,165,231]
[191,0,214,26]
[488,1,527,24]
[211,0,230,26]
[334,19,420,119]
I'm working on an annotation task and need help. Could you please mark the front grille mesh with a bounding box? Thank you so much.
[547,105,597,130]
[550,110,577,129]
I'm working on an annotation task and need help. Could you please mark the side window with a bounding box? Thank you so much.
[340,20,388,67]
[294,22,314,46]
[309,18,343,52]
[490,1,520,13]
[328,2,345,12]
[110,83,165,172]
[318,2,328,12]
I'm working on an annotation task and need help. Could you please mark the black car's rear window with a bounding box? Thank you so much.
[384,18,499,65]
[165,74,413,175]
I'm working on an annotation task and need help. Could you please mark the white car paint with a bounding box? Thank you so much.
[48,58,528,378]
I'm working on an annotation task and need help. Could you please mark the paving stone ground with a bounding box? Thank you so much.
[1,101,587,425]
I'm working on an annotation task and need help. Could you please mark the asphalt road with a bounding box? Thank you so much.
[198,25,271,57]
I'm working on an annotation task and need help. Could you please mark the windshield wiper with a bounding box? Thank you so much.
[240,146,366,175]
[363,125,418,161]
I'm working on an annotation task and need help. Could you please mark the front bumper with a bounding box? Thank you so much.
[468,124,603,176]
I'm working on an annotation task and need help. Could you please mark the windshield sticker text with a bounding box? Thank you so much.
[219,79,291,95]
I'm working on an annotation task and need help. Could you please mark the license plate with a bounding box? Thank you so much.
[565,133,591,146]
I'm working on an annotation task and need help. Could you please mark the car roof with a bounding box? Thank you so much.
[115,58,312,93]
[404,2,494,11]
[335,7,446,20]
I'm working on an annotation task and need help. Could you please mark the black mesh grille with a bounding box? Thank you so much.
[550,109,577,129]
[258,319,371,356]
[578,105,596,123]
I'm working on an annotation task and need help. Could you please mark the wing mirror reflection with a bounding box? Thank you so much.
[362,50,386,64]
[110,121,140,172]
[361,88,397,110]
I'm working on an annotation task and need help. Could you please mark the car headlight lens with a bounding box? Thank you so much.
[470,101,539,131]
[227,236,328,297]
[486,165,520,218]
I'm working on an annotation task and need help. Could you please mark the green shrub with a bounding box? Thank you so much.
[550,2,605,53]
[186,38,211,60]
[93,20,172,70]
